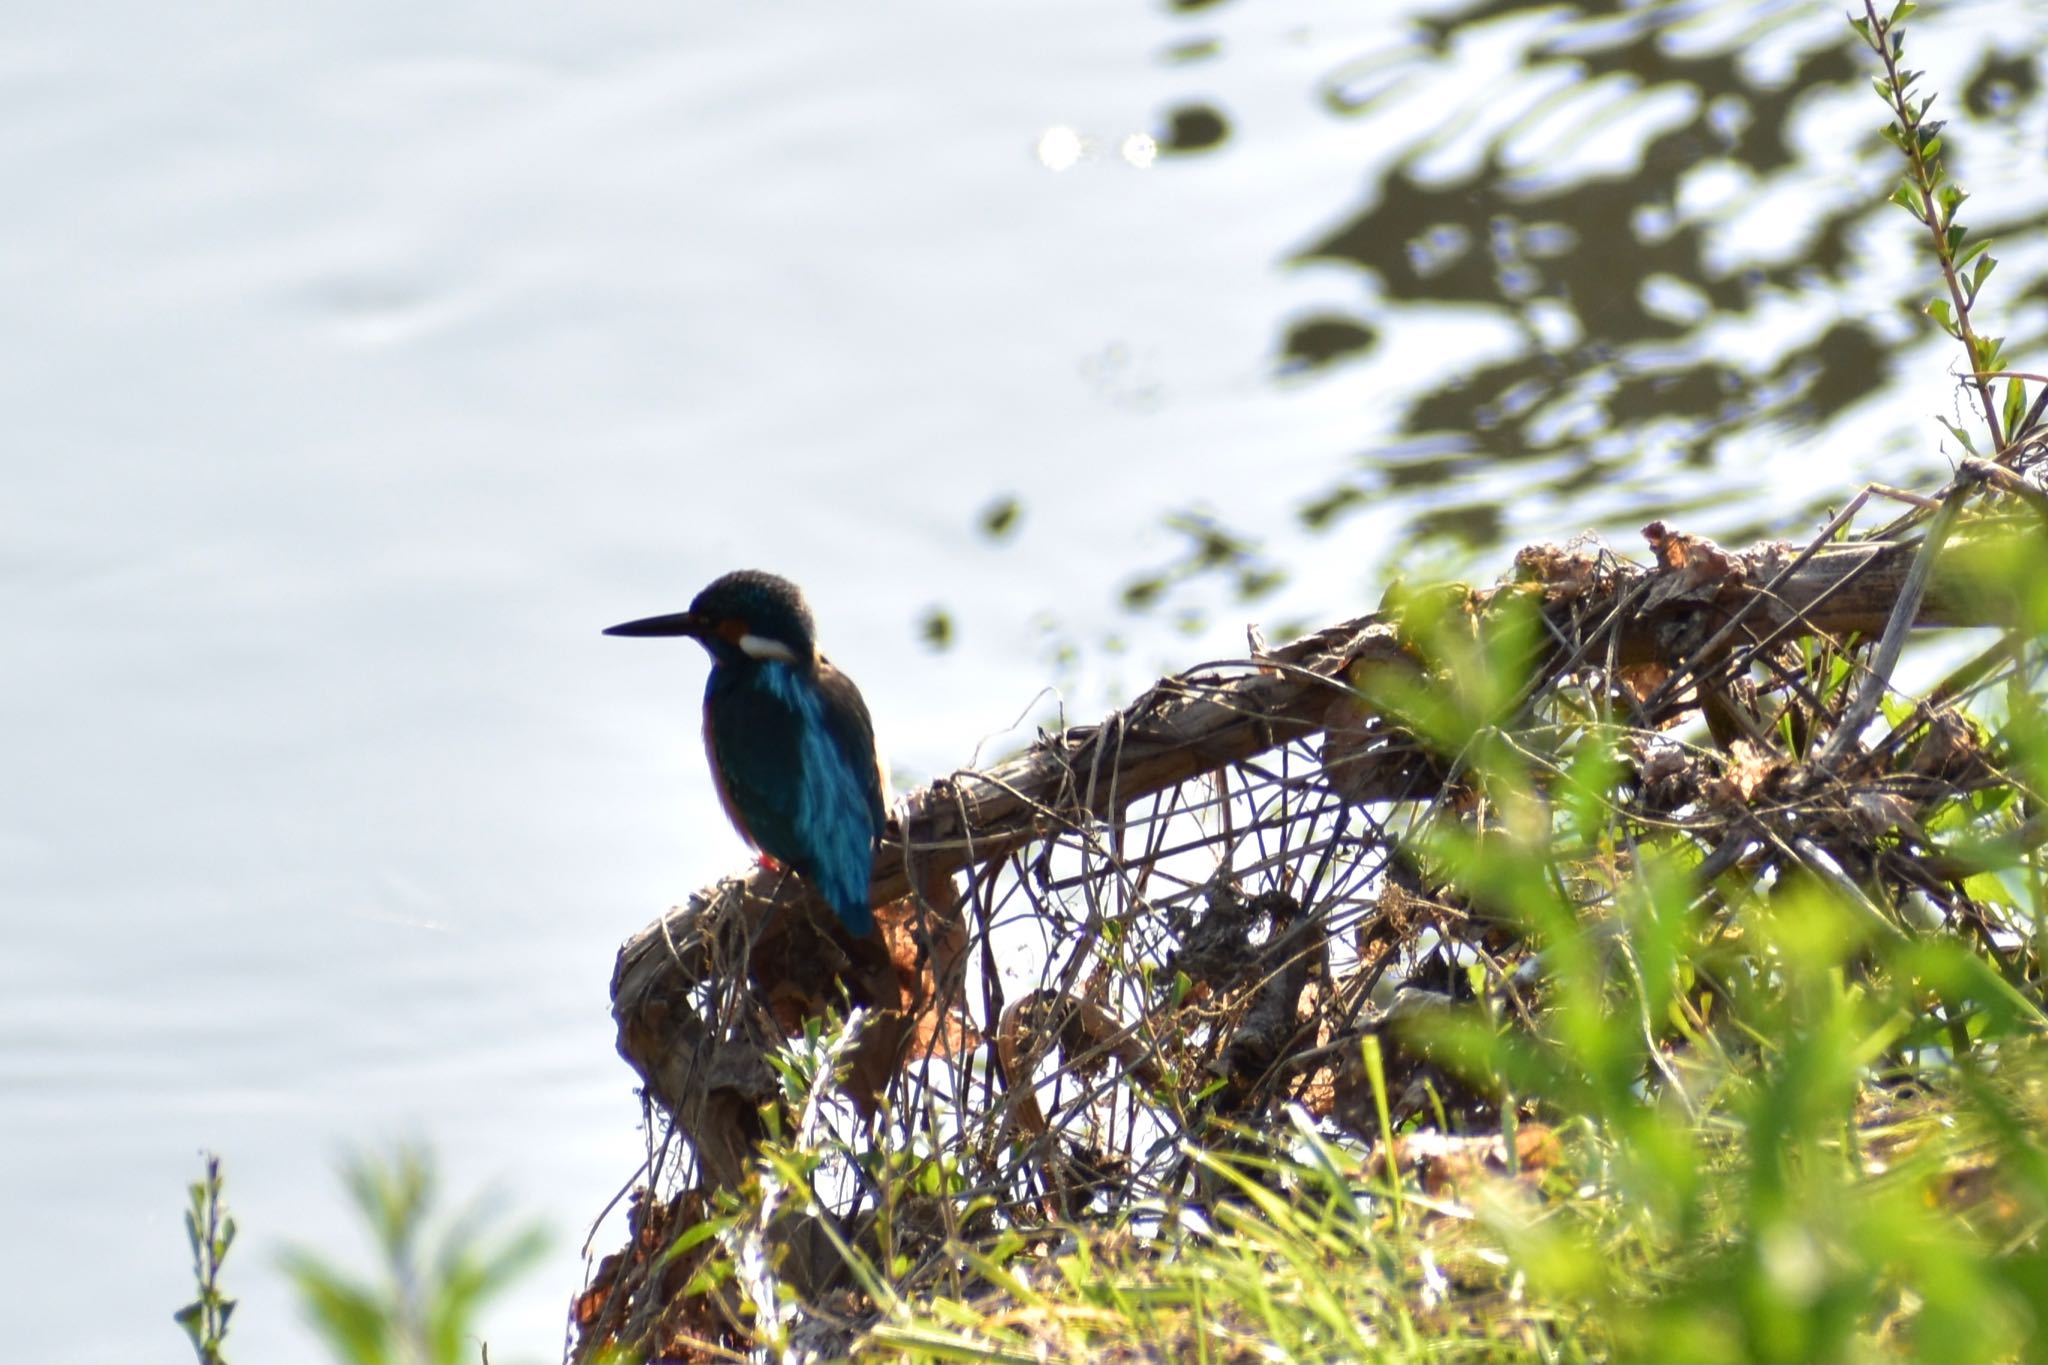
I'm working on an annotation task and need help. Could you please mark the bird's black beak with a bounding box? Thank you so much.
[602,610,709,639]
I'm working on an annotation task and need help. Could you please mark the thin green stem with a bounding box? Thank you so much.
[1860,0,2005,449]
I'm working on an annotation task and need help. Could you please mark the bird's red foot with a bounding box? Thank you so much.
[755,853,783,872]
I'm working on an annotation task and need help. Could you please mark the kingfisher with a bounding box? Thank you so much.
[604,570,888,936]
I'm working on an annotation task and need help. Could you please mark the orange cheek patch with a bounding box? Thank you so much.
[716,618,749,644]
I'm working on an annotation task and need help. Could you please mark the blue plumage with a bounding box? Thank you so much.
[605,570,887,935]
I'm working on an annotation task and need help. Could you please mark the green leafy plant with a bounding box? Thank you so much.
[1854,0,2037,456]
[175,1152,238,1365]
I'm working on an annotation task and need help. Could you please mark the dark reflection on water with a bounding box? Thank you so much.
[1125,0,2048,614]
[1158,102,1232,154]
[1297,11,1866,537]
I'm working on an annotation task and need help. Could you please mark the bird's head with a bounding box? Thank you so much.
[603,569,818,668]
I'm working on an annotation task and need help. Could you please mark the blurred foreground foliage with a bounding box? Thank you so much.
[281,1143,549,1365]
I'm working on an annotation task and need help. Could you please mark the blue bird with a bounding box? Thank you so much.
[605,570,888,936]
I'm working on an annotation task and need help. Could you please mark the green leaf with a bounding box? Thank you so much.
[1961,869,2016,908]
[1890,0,1918,22]
[1970,262,1996,308]
[1938,417,1980,455]
[1889,182,1923,216]
[2003,378,2026,440]
[1926,297,1955,335]
[280,1252,392,1363]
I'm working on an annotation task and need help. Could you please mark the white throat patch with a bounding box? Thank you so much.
[736,633,801,664]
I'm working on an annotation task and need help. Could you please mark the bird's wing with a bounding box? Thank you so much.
[814,655,888,831]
